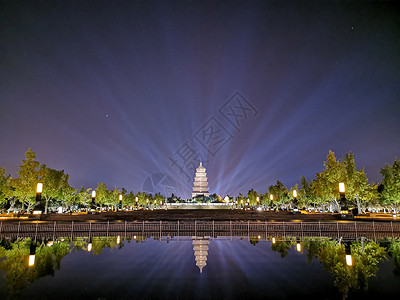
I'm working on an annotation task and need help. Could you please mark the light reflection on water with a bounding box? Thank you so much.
[1,236,400,299]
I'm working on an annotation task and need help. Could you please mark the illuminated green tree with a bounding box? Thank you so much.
[247,188,258,206]
[268,180,289,209]
[10,148,45,212]
[95,182,109,209]
[380,159,400,214]
[0,167,12,209]
[76,186,92,208]
[299,175,316,209]
[41,167,73,213]
[312,151,377,212]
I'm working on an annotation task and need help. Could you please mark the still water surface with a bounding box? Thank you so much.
[1,235,400,299]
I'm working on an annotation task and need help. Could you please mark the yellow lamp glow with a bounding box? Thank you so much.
[146,199,149,203]
[119,194,123,201]
[293,190,297,198]
[247,199,250,203]
[28,255,35,267]
[36,183,43,193]
[339,182,345,193]
[258,235,261,239]
[270,194,273,201]
[91,190,96,198]
[88,243,93,252]
[241,200,243,204]
[135,197,138,202]
[117,235,121,244]
[256,197,259,202]
[346,254,353,266]
[272,237,276,244]
[133,235,137,240]
[296,243,302,252]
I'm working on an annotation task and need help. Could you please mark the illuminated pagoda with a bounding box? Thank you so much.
[192,162,209,198]
[192,237,209,273]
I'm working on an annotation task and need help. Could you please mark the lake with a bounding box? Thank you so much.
[1,221,400,299]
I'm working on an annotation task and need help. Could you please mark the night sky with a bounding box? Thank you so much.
[1,0,399,198]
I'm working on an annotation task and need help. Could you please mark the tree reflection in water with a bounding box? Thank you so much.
[0,238,70,297]
[0,236,399,299]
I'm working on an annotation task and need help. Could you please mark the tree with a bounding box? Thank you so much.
[380,159,400,214]
[312,150,377,212]
[342,153,378,213]
[41,167,73,213]
[312,150,343,211]
[9,148,45,212]
[299,175,316,209]
[317,239,386,299]
[268,181,289,209]
[0,167,12,209]
[95,182,109,209]
[247,189,258,206]
[75,186,91,208]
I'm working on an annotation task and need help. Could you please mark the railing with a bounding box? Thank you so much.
[0,220,399,241]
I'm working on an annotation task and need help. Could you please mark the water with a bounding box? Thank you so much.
[1,234,400,300]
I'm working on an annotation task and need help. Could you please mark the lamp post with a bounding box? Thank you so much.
[270,194,274,210]
[119,194,123,211]
[339,182,349,217]
[292,190,299,212]
[33,182,43,214]
[344,241,353,267]
[256,196,260,208]
[91,190,96,210]
[135,197,138,209]
[28,241,37,267]
[296,238,302,252]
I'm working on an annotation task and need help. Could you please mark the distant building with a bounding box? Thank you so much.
[192,162,210,198]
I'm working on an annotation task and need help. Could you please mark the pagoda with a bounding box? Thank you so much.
[192,237,209,273]
[192,162,209,198]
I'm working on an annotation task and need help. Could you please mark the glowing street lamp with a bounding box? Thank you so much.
[256,196,260,206]
[33,182,44,214]
[344,242,353,266]
[270,194,273,201]
[292,190,299,212]
[117,235,121,244]
[339,182,345,194]
[272,237,276,244]
[91,190,96,209]
[36,183,43,194]
[87,237,93,252]
[296,238,302,252]
[28,242,37,267]
[339,182,349,215]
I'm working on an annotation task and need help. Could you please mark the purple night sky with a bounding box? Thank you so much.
[1,0,399,198]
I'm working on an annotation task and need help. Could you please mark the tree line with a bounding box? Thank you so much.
[0,148,399,213]
[239,150,400,214]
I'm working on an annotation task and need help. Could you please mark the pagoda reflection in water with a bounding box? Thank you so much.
[192,236,210,273]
